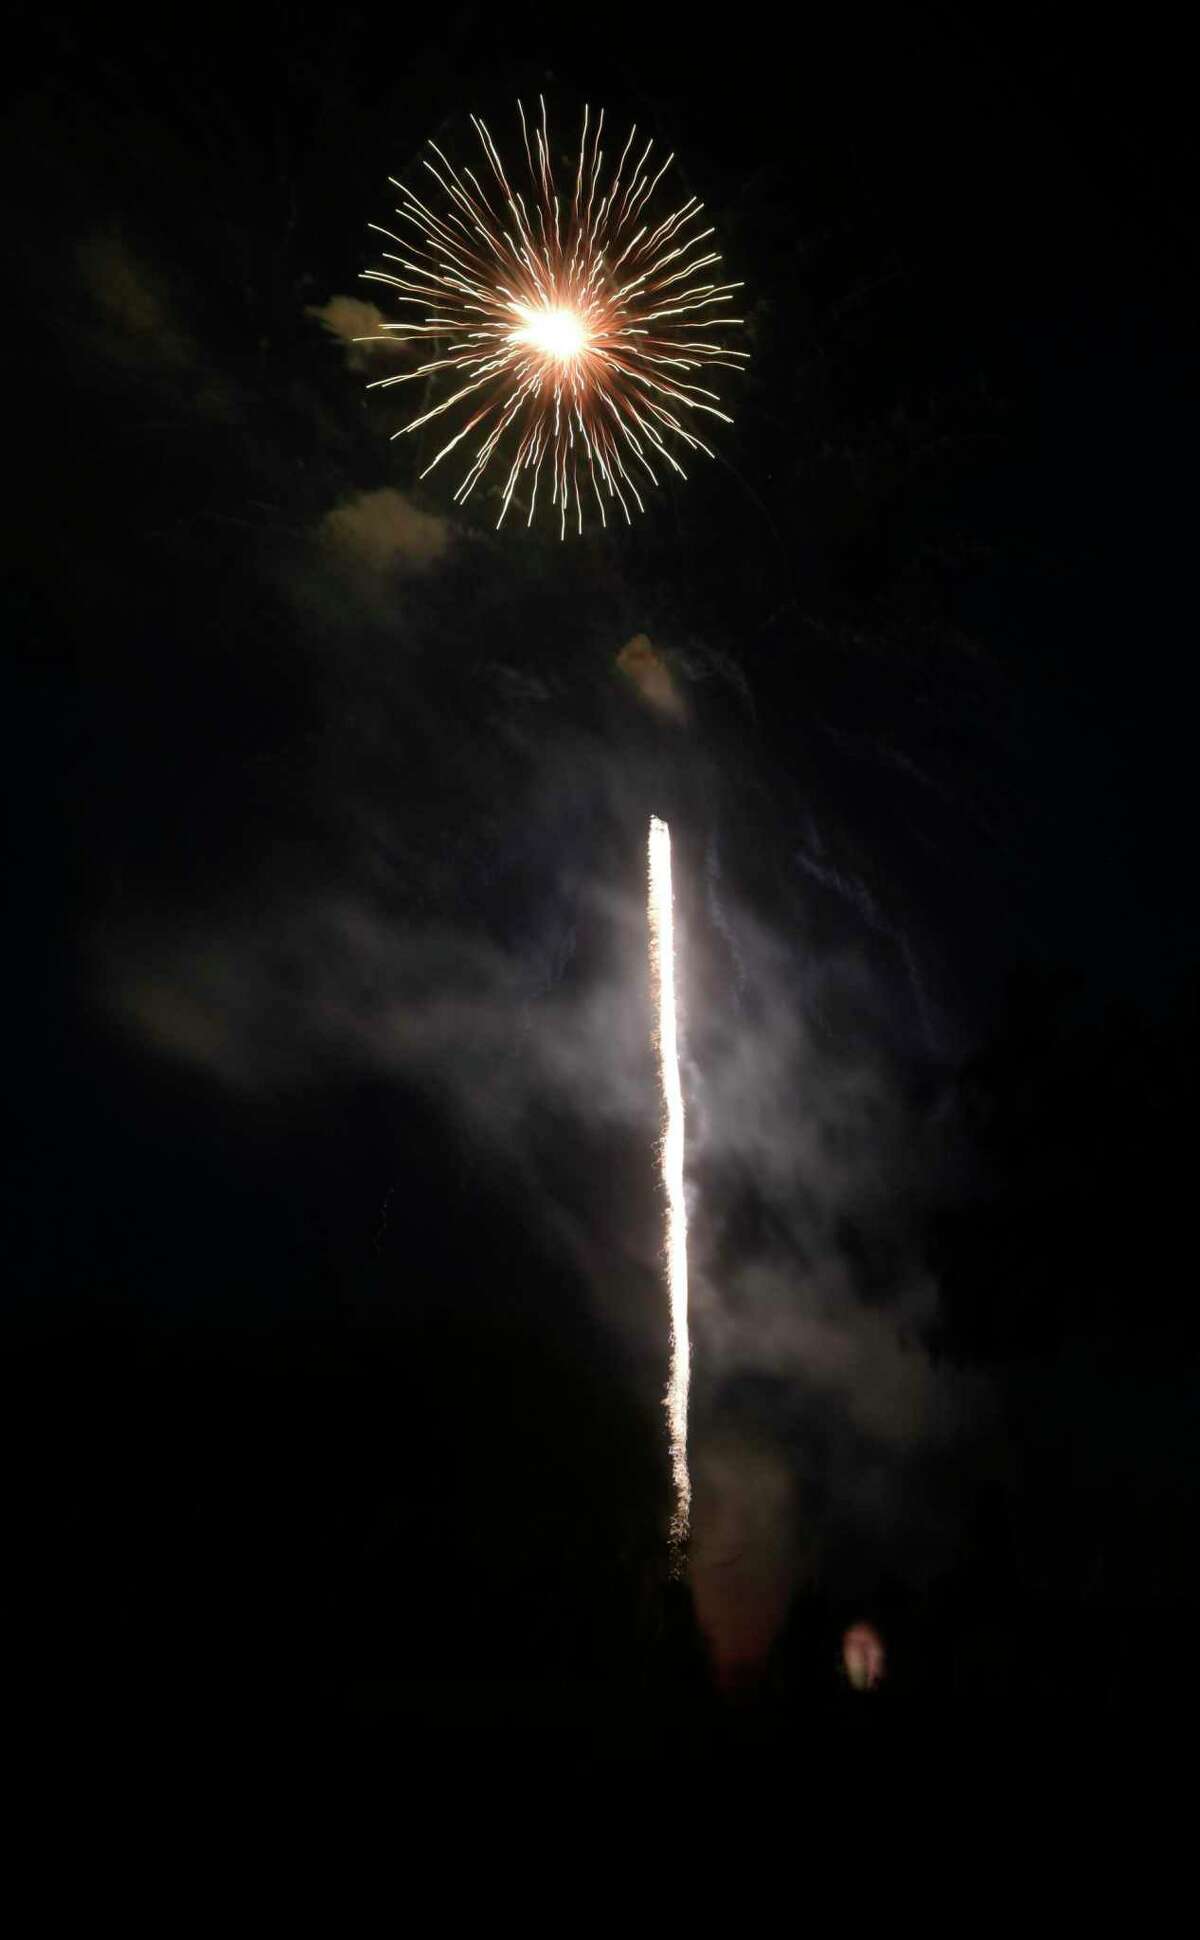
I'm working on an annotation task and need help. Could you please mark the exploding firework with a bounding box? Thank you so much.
[648,815,690,1554]
[361,100,748,535]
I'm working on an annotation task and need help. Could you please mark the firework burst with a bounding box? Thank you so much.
[360,99,748,536]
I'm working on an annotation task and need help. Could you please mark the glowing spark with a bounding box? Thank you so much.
[842,1622,886,1692]
[513,306,589,361]
[361,99,748,535]
[648,815,690,1553]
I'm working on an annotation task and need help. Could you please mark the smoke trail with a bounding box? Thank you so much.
[648,815,691,1556]
[705,832,747,1013]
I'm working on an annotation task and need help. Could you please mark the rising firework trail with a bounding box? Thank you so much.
[360,98,748,535]
[648,815,690,1554]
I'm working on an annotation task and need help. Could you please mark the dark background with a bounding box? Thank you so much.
[4,1,1196,1767]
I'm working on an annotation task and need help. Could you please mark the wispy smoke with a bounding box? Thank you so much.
[75,227,238,419]
[100,735,979,1685]
[305,293,391,371]
[320,486,452,575]
[795,825,937,1052]
[616,634,688,722]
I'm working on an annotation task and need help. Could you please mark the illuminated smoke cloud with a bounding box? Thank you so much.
[305,293,391,371]
[319,486,452,574]
[616,634,687,721]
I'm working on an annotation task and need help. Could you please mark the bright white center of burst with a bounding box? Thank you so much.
[513,305,589,362]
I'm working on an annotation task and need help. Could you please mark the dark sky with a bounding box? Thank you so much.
[5,2,1196,1761]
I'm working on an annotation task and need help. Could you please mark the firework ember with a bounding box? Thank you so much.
[648,815,690,1553]
[361,99,748,535]
[842,1622,886,1692]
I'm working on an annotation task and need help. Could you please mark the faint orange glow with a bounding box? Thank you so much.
[616,634,686,720]
[690,1437,798,1689]
[842,1621,886,1691]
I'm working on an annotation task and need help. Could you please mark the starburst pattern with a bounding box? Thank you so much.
[361,100,747,536]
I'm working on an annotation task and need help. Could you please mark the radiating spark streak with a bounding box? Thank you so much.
[363,100,748,533]
[648,815,690,1553]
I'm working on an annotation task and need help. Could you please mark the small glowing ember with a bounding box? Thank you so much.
[842,1621,886,1691]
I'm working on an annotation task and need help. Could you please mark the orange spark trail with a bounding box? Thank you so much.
[648,814,690,1553]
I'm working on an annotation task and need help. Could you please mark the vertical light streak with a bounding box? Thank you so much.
[648,814,690,1553]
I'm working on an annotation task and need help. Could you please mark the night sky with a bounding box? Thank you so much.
[5,2,1196,1768]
